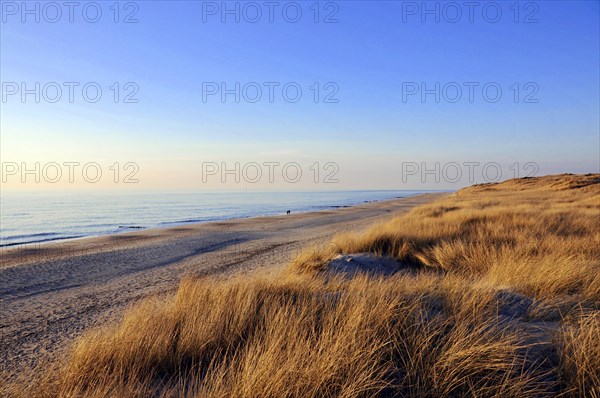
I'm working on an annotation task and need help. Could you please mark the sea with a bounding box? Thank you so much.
[0,190,429,247]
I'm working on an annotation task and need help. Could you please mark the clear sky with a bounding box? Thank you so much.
[1,0,599,191]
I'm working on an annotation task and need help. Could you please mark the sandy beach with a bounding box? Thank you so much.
[0,193,445,373]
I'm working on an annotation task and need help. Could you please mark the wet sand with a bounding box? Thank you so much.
[0,193,446,373]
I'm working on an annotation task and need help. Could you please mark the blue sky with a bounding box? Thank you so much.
[1,1,599,190]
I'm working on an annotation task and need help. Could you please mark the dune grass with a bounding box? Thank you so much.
[4,173,599,397]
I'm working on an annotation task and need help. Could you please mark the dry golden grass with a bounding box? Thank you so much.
[558,312,600,398]
[4,173,599,397]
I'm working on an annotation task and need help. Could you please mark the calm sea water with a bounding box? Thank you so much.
[0,190,426,247]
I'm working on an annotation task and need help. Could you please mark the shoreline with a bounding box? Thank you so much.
[0,191,448,249]
[0,192,444,263]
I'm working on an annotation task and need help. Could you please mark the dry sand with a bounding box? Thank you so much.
[0,193,445,373]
